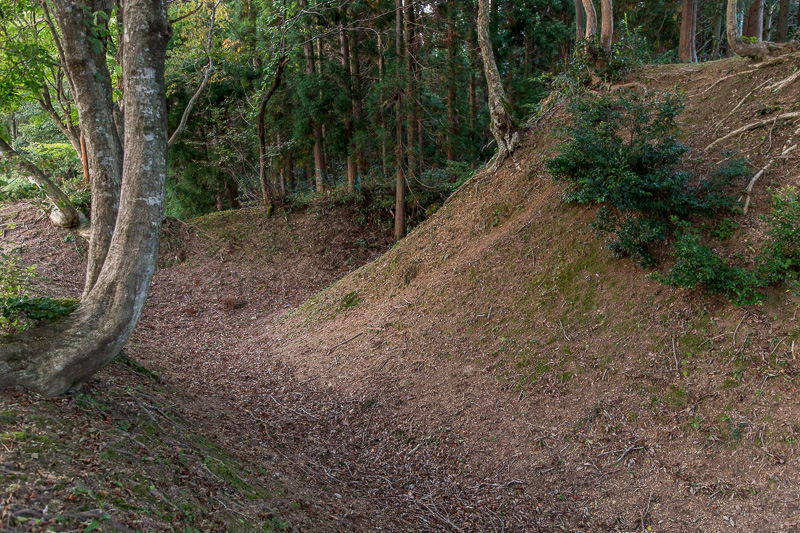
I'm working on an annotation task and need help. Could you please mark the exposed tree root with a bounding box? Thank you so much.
[705,111,800,151]
[742,143,797,215]
[768,69,800,92]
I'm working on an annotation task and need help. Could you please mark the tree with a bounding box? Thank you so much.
[477,0,517,169]
[743,0,765,41]
[582,0,598,40]
[0,0,171,397]
[776,0,790,41]
[600,0,613,52]
[574,0,585,41]
[679,0,698,61]
[0,136,80,227]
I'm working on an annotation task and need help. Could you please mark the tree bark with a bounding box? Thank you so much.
[0,137,81,228]
[300,0,326,193]
[0,0,171,397]
[727,0,769,60]
[600,0,613,51]
[394,0,405,241]
[574,0,585,41]
[743,0,765,40]
[776,0,789,41]
[53,0,123,297]
[257,58,287,206]
[477,0,516,168]
[405,0,418,193]
[340,19,357,193]
[582,0,597,41]
[679,0,698,61]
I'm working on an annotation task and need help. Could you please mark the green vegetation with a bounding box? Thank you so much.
[548,91,741,267]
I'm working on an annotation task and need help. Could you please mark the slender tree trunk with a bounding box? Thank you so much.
[582,0,598,40]
[600,0,613,51]
[54,0,123,297]
[575,0,585,41]
[394,0,405,241]
[340,20,357,193]
[405,0,418,193]
[446,0,458,161]
[378,32,388,179]
[679,0,698,61]
[257,59,287,206]
[0,0,171,397]
[469,22,478,166]
[80,134,89,184]
[776,0,789,41]
[300,1,326,193]
[477,0,516,168]
[349,28,366,182]
[0,137,81,227]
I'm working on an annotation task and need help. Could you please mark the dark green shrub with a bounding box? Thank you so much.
[652,221,763,306]
[547,91,740,266]
[656,188,800,305]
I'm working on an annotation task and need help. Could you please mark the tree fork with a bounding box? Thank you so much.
[0,0,171,397]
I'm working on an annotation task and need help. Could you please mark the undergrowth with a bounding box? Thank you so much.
[548,90,800,305]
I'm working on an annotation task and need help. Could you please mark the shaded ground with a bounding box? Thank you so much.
[3,53,800,532]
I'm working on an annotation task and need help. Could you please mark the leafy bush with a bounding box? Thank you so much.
[655,188,800,305]
[653,221,762,306]
[0,251,77,335]
[547,91,741,266]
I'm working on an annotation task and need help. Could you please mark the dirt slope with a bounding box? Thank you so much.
[272,55,800,531]
[3,54,800,532]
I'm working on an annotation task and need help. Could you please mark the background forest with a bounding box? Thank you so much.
[2,0,798,235]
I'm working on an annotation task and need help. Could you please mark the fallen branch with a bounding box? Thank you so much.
[742,144,797,214]
[326,331,365,357]
[768,69,800,92]
[705,111,800,151]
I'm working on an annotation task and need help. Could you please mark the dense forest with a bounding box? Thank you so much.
[2,0,800,530]
[3,0,799,230]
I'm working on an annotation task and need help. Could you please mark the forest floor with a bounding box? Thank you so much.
[4,53,800,532]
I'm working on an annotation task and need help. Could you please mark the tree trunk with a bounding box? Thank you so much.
[582,0,598,41]
[405,0,418,194]
[744,0,765,40]
[0,0,171,397]
[0,137,81,228]
[394,0,405,241]
[349,28,366,182]
[728,0,769,60]
[53,0,124,296]
[340,20,357,193]
[477,0,516,168]
[575,0,585,41]
[600,0,613,51]
[300,0,326,193]
[257,58,287,206]
[776,0,789,41]
[446,0,458,161]
[679,0,698,61]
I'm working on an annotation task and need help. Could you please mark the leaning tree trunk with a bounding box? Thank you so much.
[0,0,171,397]
[53,0,124,297]
[0,137,80,228]
[727,0,769,60]
[477,0,516,169]
[679,0,698,61]
[600,0,613,52]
